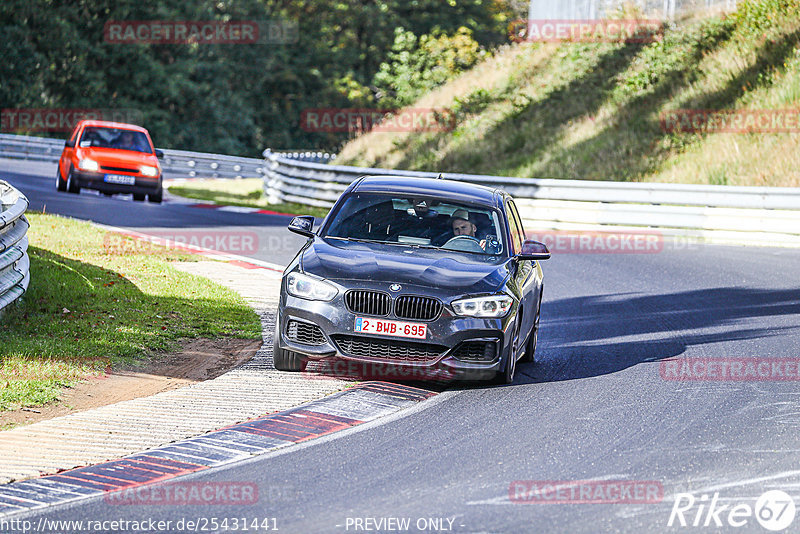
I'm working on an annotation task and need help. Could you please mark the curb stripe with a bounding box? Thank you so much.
[0,382,435,518]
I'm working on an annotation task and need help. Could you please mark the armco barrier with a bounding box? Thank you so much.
[0,133,264,179]
[263,153,800,247]
[0,181,30,314]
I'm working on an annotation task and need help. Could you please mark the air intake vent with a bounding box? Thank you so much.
[332,335,446,362]
[100,166,138,173]
[345,290,391,316]
[286,320,326,345]
[451,341,498,362]
[394,296,442,321]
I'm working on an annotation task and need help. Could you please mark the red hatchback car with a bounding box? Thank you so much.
[57,120,164,203]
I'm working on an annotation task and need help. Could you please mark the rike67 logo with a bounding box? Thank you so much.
[668,490,796,531]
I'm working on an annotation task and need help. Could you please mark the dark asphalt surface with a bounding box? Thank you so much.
[1,158,307,269]
[4,158,800,533]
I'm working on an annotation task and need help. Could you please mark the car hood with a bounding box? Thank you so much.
[77,147,159,167]
[301,238,511,293]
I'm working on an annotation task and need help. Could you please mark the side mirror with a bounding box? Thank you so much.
[288,216,315,238]
[64,139,76,148]
[154,149,164,159]
[518,240,550,261]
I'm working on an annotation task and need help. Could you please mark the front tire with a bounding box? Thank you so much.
[496,322,521,384]
[148,189,163,204]
[274,348,307,372]
[520,296,542,363]
[56,169,67,192]
[66,167,80,194]
[272,317,306,371]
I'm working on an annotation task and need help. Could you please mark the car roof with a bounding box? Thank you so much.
[77,120,149,133]
[352,175,501,207]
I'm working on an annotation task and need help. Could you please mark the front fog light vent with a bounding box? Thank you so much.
[286,320,326,345]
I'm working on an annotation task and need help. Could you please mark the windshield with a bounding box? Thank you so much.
[79,127,152,154]
[323,193,505,255]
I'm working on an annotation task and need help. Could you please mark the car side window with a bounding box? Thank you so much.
[507,199,526,244]
[506,200,523,255]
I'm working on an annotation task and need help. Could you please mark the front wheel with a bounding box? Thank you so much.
[520,298,541,363]
[56,169,67,192]
[272,318,307,371]
[148,189,163,204]
[496,350,517,385]
[496,322,520,384]
[66,167,80,194]
[274,348,307,372]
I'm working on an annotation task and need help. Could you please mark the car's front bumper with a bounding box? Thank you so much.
[72,170,161,195]
[275,286,518,382]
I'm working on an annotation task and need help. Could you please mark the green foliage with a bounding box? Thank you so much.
[732,0,800,40]
[337,0,800,187]
[0,0,514,155]
[373,27,487,107]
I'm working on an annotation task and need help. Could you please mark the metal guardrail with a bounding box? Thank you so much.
[263,153,800,247]
[0,133,264,179]
[0,181,30,315]
[264,149,336,164]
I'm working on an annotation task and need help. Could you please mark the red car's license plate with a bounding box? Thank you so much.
[104,174,136,185]
[354,317,427,339]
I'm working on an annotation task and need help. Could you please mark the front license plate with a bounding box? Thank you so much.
[104,174,136,185]
[354,317,427,340]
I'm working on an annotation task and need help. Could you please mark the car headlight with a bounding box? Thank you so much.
[452,295,514,318]
[78,158,99,172]
[140,165,159,177]
[286,272,338,301]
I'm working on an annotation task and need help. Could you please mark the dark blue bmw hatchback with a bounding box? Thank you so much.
[273,176,550,383]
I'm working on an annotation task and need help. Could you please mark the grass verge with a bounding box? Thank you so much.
[167,178,331,219]
[0,212,262,411]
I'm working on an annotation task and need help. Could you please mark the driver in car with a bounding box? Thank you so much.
[448,209,503,254]
[450,209,487,249]
[113,131,145,151]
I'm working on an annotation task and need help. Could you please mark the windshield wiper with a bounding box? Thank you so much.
[326,237,440,250]
[326,237,388,245]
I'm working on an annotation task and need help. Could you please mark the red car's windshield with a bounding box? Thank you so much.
[79,127,152,154]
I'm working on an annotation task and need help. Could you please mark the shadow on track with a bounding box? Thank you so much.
[519,287,800,383]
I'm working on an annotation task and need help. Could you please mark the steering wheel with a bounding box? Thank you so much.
[442,235,484,253]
